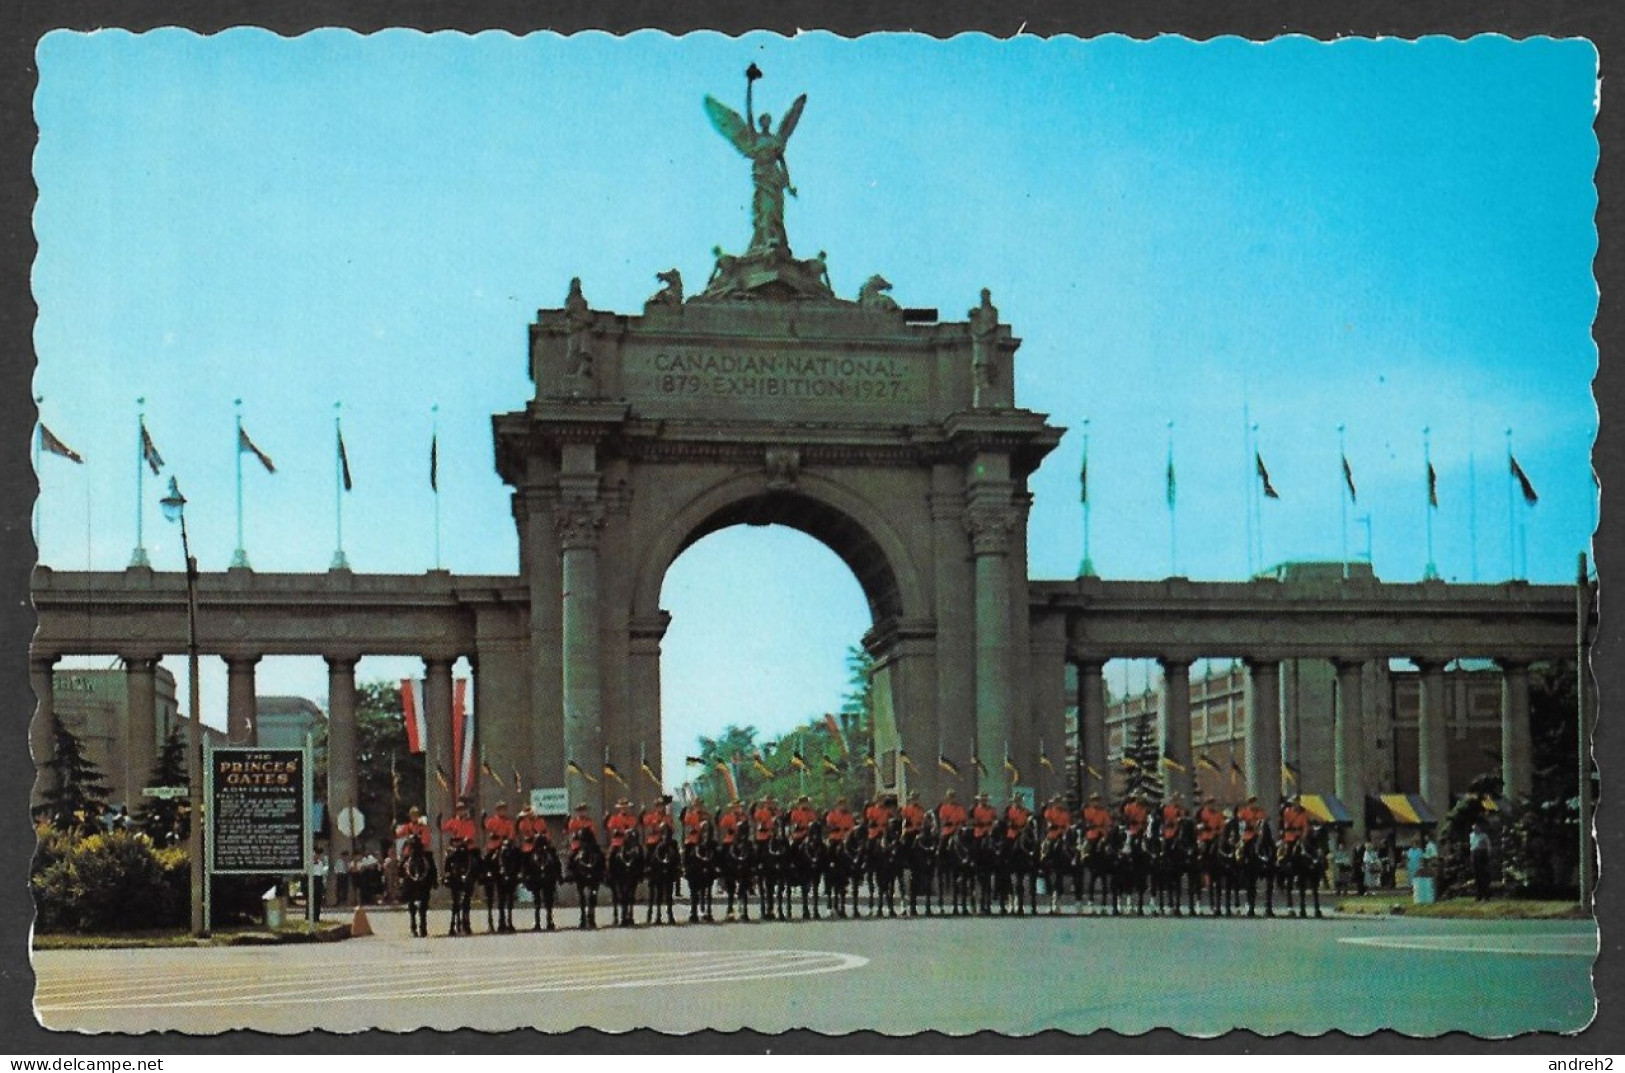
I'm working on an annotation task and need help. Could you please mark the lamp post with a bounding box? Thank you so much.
[160,477,207,937]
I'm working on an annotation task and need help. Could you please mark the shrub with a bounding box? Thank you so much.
[32,830,188,933]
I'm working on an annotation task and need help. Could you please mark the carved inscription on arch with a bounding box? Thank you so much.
[620,347,929,417]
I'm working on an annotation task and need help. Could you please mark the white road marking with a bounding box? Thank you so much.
[35,949,868,1013]
[1337,932,1596,957]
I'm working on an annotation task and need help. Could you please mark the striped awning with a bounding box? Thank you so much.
[1370,792,1439,826]
[1300,793,1353,825]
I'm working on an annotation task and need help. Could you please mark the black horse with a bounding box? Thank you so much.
[1078,830,1116,914]
[606,837,644,928]
[1230,819,1277,917]
[1195,831,1231,916]
[645,830,682,925]
[903,821,939,917]
[791,823,829,920]
[1153,818,1200,917]
[441,840,481,937]
[400,839,437,938]
[720,833,755,921]
[1038,830,1074,914]
[941,827,980,916]
[569,828,607,930]
[868,821,904,919]
[1274,825,1326,918]
[483,838,525,933]
[685,825,718,923]
[523,835,563,931]
[830,833,869,918]
[999,823,1040,916]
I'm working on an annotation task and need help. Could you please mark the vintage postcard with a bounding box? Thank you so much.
[24,27,1601,1041]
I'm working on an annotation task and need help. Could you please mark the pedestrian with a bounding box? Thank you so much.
[382,846,400,905]
[355,847,381,905]
[335,851,352,906]
[310,848,330,922]
[1469,821,1494,900]
[1362,842,1382,892]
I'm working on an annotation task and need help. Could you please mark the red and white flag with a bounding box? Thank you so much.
[401,678,427,754]
[452,678,474,798]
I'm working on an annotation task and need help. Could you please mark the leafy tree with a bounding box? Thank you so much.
[690,724,760,804]
[40,714,110,833]
[1120,709,1164,805]
[134,726,189,844]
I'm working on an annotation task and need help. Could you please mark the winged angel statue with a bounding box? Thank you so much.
[705,66,808,258]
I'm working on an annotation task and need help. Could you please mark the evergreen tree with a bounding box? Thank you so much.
[41,713,111,832]
[1121,709,1164,805]
[134,726,189,842]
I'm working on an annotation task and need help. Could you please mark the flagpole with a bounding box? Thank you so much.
[332,402,349,570]
[1338,424,1348,580]
[1166,420,1178,576]
[1423,426,1438,580]
[231,399,249,568]
[1078,417,1095,578]
[1253,424,1267,575]
[131,398,151,568]
[431,404,442,570]
[1242,388,1254,578]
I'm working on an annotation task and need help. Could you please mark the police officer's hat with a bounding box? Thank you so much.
[574,802,589,811]
[1088,792,1103,801]
[494,800,509,809]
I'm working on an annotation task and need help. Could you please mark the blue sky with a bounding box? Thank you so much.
[32,31,1599,786]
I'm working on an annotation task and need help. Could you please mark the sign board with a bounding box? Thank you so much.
[208,746,311,875]
[336,806,365,837]
[141,785,188,800]
[532,787,568,815]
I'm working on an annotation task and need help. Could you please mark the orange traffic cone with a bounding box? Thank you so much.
[350,905,373,937]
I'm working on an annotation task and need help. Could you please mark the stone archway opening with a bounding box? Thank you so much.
[657,521,871,797]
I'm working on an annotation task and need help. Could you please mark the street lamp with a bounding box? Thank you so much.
[160,477,207,937]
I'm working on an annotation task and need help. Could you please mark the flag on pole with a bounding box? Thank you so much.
[400,679,427,754]
[1165,453,1177,509]
[513,770,523,795]
[1120,755,1140,771]
[140,422,164,476]
[1255,453,1280,499]
[338,430,353,492]
[751,753,775,779]
[714,760,739,802]
[640,757,661,789]
[863,752,877,769]
[1281,760,1299,786]
[1427,463,1438,508]
[1510,455,1539,505]
[1342,454,1358,502]
[822,712,847,755]
[1196,754,1221,774]
[900,750,919,772]
[1085,764,1103,781]
[1080,447,1089,504]
[429,434,438,492]
[239,427,276,473]
[39,425,83,463]
[448,678,473,797]
[790,751,809,772]
[821,755,842,776]
[481,760,504,791]
[971,747,989,777]
[603,761,628,787]
[1161,754,1187,774]
[566,759,598,785]
[434,764,451,791]
[1039,747,1055,772]
[1229,759,1244,783]
[685,756,705,767]
[1003,755,1020,783]
[938,754,960,778]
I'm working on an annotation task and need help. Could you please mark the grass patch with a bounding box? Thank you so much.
[33,920,351,950]
[1334,895,1589,919]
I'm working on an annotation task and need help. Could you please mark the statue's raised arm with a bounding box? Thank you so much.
[704,71,809,258]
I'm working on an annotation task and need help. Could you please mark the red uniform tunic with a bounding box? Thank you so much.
[718,808,744,845]
[641,808,672,847]
[567,810,597,847]
[441,814,477,846]
[1196,805,1226,844]
[1121,800,1151,837]
[1279,803,1311,844]
[1236,803,1267,842]
[825,807,856,842]
[395,819,431,851]
[681,806,710,846]
[606,809,639,849]
[1160,803,1186,840]
[788,805,819,841]
[937,802,968,837]
[1082,804,1113,843]
[900,802,927,836]
[970,803,998,838]
[1042,804,1071,840]
[516,813,550,847]
[484,812,516,851]
[865,802,895,840]
[1004,803,1031,839]
[752,805,778,841]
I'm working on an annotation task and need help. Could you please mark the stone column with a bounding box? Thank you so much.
[929,468,974,793]
[557,497,605,813]
[628,614,670,795]
[1028,616,1069,804]
[124,655,160,809]
[1159,658,1194,800]
[521,483,565,802]
[325,656,359,851]
[30,654,59,809]
[1498,659,1533,801]
[225,654,260,745]
[1076,658,1108,803]
[964,497,1017,798]
[1245,659,1282,808]
[1334,659,1367,839]
[424,657,457,823]
[1415,659,1450,819]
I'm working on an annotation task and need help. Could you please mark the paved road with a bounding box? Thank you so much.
[32,905,1595,1036]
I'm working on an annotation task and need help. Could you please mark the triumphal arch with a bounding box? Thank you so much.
[495,78,1062,814]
